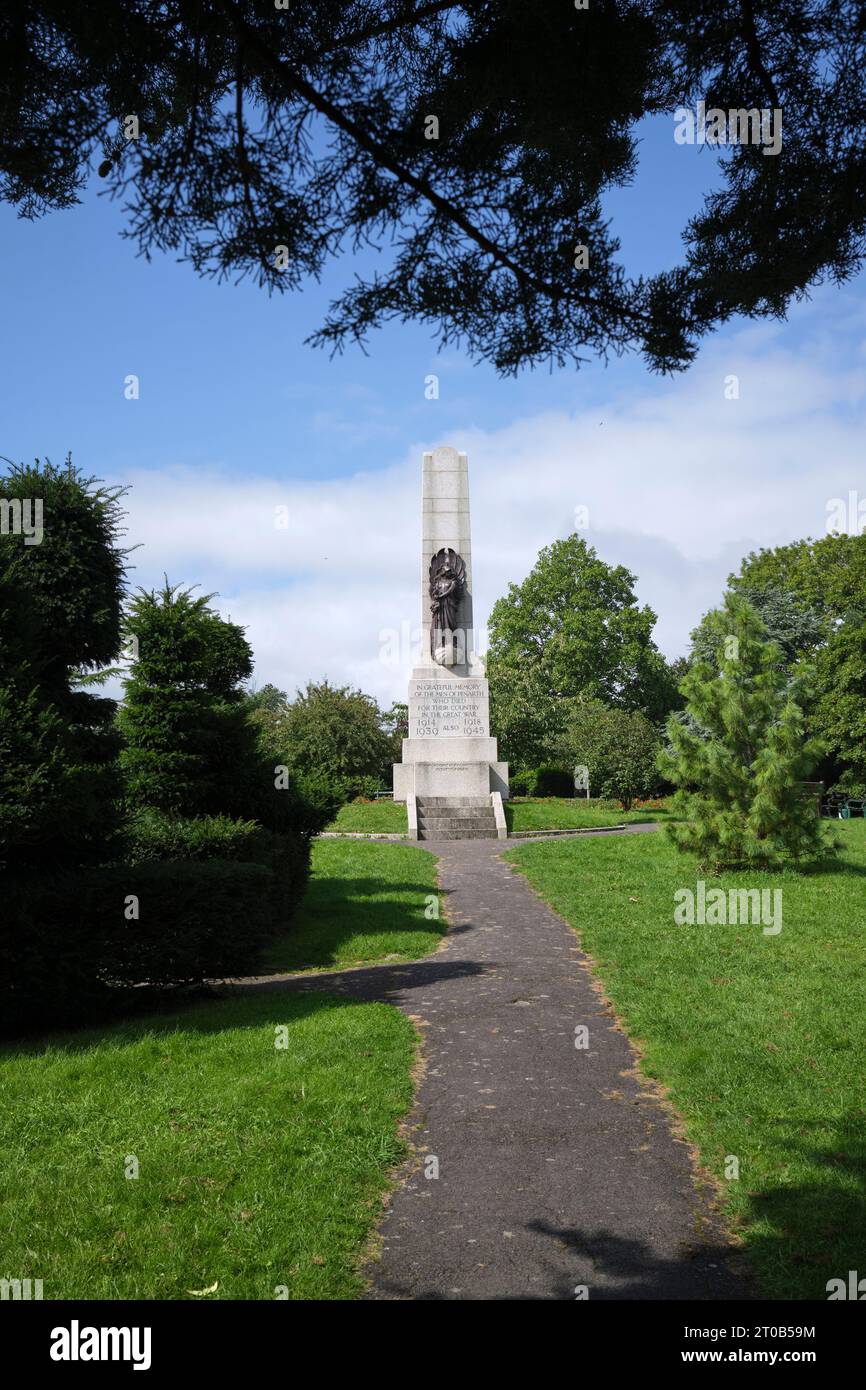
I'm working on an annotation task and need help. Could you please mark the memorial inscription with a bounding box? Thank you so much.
[409,680,488,739]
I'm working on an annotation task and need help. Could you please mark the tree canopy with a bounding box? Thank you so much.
[488,534,663,701]
[119,581,256,815]
[2,1,864,374]
[564,699,662,809]
[699,533,866,791]
[732,534,866,629]
[268,679,396,796]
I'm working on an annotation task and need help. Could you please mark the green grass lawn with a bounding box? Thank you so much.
[507,797,668,832]
[326,796,668,834]
[260,839,444,973]
[0,992,417,1299]
[506,821,866,1300]
[325,800,408,832]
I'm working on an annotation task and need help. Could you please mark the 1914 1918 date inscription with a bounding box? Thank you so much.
[410,680,488,738]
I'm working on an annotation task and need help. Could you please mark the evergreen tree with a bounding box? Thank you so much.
[702,534,866,789]
[690,583,826,670]
[0,456,126,868]
[119,582,256,816]
[659,594,832,871]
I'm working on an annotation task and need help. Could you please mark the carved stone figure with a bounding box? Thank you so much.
[429,546,466,662]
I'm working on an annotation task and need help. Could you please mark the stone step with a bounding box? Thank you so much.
[415,795,498,840]
[416,796,491,808]
[419,811,497,822]
[418,826,498,840]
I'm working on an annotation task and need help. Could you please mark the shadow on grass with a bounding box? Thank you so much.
[1,861,454,1048]
[0,987,356,1059]
[260,873,451,973]
[799,853,866,878]
[2,955,493,1058]
[737,1121,866,1299]
[225,954,488,1002]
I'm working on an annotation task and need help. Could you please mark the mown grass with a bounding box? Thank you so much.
[326,797,669,834]
[260,839,443,973]
[0,992,417,1299]
[506,821,866,1300]
[506,797,669,831]
[325,801,407,832]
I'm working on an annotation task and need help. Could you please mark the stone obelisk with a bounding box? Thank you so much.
[393,446,508,833]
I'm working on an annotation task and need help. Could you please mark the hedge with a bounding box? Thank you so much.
[93,859,275,991]
[124,810,265,864]
[0,846,304,1034]
[0,871,112,1031]
[510,764,575,798]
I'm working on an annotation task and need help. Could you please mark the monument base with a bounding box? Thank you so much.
[393,759,509,801]
[394,663,508,803]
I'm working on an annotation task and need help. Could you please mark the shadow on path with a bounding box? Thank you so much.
[230,821,748,1300]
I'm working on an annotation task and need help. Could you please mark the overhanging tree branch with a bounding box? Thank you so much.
[738,0,780,108]
[211,0,652,330]
[312,0,466,60]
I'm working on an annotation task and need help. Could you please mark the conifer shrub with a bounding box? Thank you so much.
[659,594,835,871]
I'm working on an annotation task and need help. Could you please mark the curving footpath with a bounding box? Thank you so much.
[236,825,747,1301]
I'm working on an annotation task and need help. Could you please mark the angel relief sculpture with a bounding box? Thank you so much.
[429,547,466,664]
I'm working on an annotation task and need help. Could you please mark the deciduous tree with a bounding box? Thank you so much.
[487,534,676,770]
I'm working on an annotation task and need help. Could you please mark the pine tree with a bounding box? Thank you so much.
[659,594,832,871]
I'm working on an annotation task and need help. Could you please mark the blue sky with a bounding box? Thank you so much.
[0,115,722,474]
[2,114,864,703]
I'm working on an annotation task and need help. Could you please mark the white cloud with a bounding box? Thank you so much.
[116,318,866,705]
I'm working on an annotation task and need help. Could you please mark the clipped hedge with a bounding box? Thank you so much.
[93,860,274,991]
[124,810,264,864]
[3,806,315,1033]
[511,764,575,798]
[0,871,113,1031]
[124,810,311,926]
